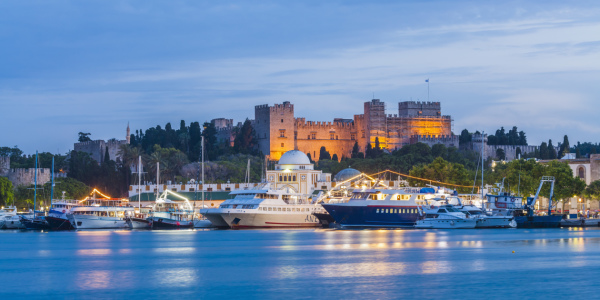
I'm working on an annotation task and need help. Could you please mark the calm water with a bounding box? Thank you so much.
[1,227,599,299]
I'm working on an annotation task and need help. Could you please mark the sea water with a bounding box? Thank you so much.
[1,228,599,299]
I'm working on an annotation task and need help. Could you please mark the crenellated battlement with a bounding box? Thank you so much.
[295,119,356,129]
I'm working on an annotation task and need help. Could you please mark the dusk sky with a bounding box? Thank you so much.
[1,0,599,154]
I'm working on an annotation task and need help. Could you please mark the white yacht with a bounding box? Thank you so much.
[0,207,24,229]
[447,196,516,228]
[415,204,477,229]
[202,185,320,228]
[68,198,134,229]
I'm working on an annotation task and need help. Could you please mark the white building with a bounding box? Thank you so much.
[266,150,332,194]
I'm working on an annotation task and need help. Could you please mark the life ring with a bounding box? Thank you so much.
[62,210,66,213]
[511,198,515,202]
[430,205,435,209]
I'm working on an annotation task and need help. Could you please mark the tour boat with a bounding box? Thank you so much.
[146,190,195,229]
[415,204,477,229]
[202,184,321,229]
[321,187,451,228]
[67,198,134,229]
[45,195,81,230]
[126,214,152,229]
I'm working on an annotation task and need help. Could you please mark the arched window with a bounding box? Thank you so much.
[279,175,282,182]
[578,166,585,179]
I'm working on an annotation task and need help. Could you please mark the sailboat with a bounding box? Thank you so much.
[193,136,213,228]
[21,151,51,230]
[146,161,193,229]
[126,156,151,229]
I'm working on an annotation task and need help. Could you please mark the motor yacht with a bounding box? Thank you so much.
[415,204,477,229]
[68,198,134,229]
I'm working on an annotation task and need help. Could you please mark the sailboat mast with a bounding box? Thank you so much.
[201,136,205,211]
[34,151,38,212]
[51,156,54,207]
[138,155,141,210]
[481,131,484,209]
[156,162,160,200]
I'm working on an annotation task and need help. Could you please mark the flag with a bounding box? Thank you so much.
[425,79,429,82]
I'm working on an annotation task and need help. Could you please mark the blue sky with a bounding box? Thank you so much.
[1,0,599,154]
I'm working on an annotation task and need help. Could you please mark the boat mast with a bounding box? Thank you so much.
[156,162,160,201]
[50,156,54,208]
[201,136,205,211]
[138,155,141,210]
[481,131,484,209]
[34,151,38,213]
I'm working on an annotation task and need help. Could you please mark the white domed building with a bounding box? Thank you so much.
[267,150,332,194]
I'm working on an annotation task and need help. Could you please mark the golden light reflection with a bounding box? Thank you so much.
[421,261,452,274]
[318,262,406,278]
[76,249,111,256]
[153,247,196,254]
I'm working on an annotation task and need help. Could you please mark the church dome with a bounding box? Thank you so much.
[278,150,311,165]
[334,168,361,182]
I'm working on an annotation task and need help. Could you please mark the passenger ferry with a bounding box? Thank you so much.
[322,187,451,228]
[202,185,320,228]
[68,198,134,229]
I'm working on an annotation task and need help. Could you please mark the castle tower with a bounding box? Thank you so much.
[364,99,387,148]
[126,122,130,144]
[255,101,296,160]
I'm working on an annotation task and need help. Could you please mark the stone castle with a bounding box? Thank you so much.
[0,156,52,187]
[254,100,453,161]
[73,124,130,163]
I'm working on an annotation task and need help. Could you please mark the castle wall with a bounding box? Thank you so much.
[6,168,51,187]
[410,135,458,148]
[398,101,442,117]
[74,139,127,163]
[0,156,9,176]
[295,118,358,160]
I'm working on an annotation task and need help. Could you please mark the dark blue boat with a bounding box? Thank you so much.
[322,187,445,228]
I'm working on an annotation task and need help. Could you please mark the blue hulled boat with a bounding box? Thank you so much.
[322,187,451,228]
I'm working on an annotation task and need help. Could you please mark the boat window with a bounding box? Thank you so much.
[376,209,379,213]
[438,209,447,213]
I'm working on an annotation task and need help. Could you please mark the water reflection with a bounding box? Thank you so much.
[318,262,406,278]
[76,249,111,256]
[153,247,196,254]
[76,270,111,290]
[155,268,197,287]
[420,261,452,274]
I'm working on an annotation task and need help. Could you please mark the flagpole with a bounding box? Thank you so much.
[426,78,430,101]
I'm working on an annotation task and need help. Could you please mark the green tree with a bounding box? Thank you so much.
[408,157,472,192]
[78,132,92,142]
[540,142,549,159]
[584,180,600,201]
[233,119,257,155]
[202,122,218,161]
[351,141,360,158]
[559,135,570,158]
[319,146,331,160]
[332,154,339,162]
[0,177,15,206]
[548,139,557,159]
[496,148,506,160]
[458,129,472,147]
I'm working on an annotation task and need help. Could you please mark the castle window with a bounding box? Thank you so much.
[351,134,356,140]
[279,175,282,182]
[361,131,365,138]
[281,143,284,147]
[311,133,316,139]
[281,119,284,123]
[578,166,585,180]
[330,133,334,140]
[336,135,338,140]
[279,130,285,137]
[293,176,296,181]
[308,135,311,139]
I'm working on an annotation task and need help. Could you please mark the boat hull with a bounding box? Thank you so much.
[21,218,51,230]
[313,212,335,227]
[322,204,419,228]
[2,216,25,229]
[515,215,562,228]
[560,218,600,227]
[193,219,214,228]
[69,215,130,229]
[148,217,194,229]
[204,211,320,228]
[126,218,151,229]
[415,218,477,229]
[475,216,516,228]
[45,216,74,230]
